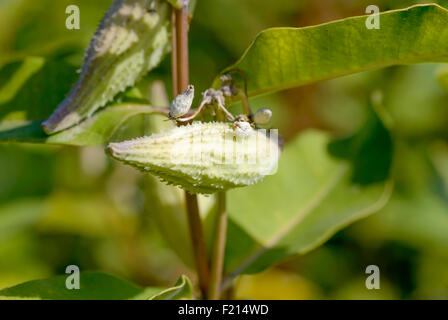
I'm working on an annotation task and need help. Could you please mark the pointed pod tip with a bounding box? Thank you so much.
[105,142,120,159]
[41,121,52,135]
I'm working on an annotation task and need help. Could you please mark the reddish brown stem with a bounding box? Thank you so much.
[175,5,189,92]
[208,191,227,300]
[171,9,178,95]
[171,2,210,298]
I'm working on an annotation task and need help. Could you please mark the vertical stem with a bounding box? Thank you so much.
[170,9,178,95]
[184,192,210,297]
[208,192,227,300]
[171,2,210,298]
[175,4,189,91]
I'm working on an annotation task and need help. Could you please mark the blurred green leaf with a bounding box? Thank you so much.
[331,277,398,300]
[436,65,448,90]
[216,4,448,98]
[143,176,195,268]
[351,192,448,255]
[195,0,304,56]
[224,130,393,280]
[0,56,45,105]
[328,100,393,185]
[0,272,192,300]
[0,56,78,122]
[0,200,45,242]
[0,104,163,146]
[0,0,110,62]
[347,140,448,255]
[385,64,448,137]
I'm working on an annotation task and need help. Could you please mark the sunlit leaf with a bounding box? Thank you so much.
[42,0,172,133]
[216,4,448,98]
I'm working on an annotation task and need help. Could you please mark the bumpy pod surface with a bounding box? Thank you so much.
[107,122,281,194]
[42,0,171,134]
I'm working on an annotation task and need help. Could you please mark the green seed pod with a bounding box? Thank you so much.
[107,122,281,194]
[253,108,273,125]
[42,0,171,134]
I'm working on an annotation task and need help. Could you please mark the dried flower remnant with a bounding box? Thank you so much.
[107,122,281,194]
[42,0,171,134]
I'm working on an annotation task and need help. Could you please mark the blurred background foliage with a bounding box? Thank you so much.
[0,0,447,299]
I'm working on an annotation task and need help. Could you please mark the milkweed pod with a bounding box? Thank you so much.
[42,0,171,134]
[107,122,281,194]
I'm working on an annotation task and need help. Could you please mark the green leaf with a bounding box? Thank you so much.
[223,130,393,281]
[41,0,172,133]
[0,104,163,146]
[216,4,448,98]
[148,275,193,300]
[0,272,193,300]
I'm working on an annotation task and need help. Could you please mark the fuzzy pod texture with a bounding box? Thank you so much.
[107,122,281,194]
[169,85,194,119]
[42,0,171,134]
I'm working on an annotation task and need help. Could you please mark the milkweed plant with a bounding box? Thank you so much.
[1,0,448,300]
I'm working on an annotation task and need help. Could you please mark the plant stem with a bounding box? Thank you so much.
[171,2,210,298]
[184,192,210,296]
[175,4,189,91]
[208,191,227,300]
[170,9,178,95]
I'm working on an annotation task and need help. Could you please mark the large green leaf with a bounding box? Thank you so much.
[223,130,393,284]
[216,4,448,97]
[0,272,192,300]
